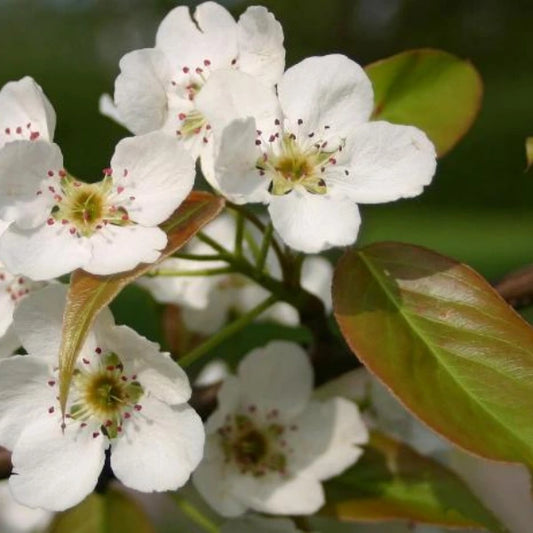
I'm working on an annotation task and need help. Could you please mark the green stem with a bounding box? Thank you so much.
[146,267,233,277]
[173,495,220,533]
[173,252,226,262]
[197,232,232,257]
[256,222,274,272]
[234,211,245,258]
[226,202,286,274]
[243,227,262,263]
[180,295,278,368]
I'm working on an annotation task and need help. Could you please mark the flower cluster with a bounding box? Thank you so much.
[193,341,367,517]
[0,0,439,524]
[0,285,204,511]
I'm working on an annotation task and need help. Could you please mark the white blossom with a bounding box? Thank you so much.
[138,212,333,334]
[0,481,52,533]
[193,341,368,517]
[0,77,55,150]
[196,54,437,252]
[0,129,195,280]
[101,1,285,174]
[0,262,46,357]
[0,285,204,511]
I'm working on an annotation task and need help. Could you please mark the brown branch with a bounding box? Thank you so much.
[494,264,533,309]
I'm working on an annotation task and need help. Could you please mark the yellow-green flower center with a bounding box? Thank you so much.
[70,352,143,438]
[257,133,337,196]
[48,175,132,237]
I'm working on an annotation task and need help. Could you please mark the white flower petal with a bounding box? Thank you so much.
[195,359,230,388]
[84,224,167,276]
[0,355,54,450]
[0,480,52,533]
[0,223,90,280]
[0,291,15,338]
[110,132,195,226]
[338,121,437,203]
[13,283,113,362]
[196,70,280,136]
[138,257,220,308]
[114,48,172,135]
[301,255,333,312]
[289,398,368,481]
[10,415,107,511]
[232,472,324,516]
[156,2,238,70]
[99,324,191,405]
[193,439,248,517]
[111,398,204,492]
[13,284,65,359]
[205,375,242,433]
[313,368,371,404]
[278,55,373,137]
[0,141,62,228]
[98,93,129,130]
[268,191,361,253]
[182,289,232,334]
[238,341,313,420]
[0,326,19,358]
[237,6,285,87]
[210,118,270,203]
[0,76,56,148]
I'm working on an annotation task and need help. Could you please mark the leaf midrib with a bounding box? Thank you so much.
[357,250,532,465]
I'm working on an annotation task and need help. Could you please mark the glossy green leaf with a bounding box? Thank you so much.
[366,49,483,156]
[58,191,225,412]
[48,487,154,533]
[333,242,533,467]
[324,432,506,531]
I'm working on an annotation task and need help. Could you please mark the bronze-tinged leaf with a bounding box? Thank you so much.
[58,191,224,412]
[333,242,533,468]
[48,487,154,533]
[366,49,483,157]
[323,432,507,531]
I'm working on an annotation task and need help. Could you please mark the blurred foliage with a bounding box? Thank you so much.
[0,0,531,294]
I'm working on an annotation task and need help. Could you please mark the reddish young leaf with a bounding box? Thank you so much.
[58,191,225,412]
[333,242,533,468]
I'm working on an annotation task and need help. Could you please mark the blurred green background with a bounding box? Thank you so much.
[0,0,531,281]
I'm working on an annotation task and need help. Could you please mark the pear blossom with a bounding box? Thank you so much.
[0,130,195,280]
[137,212,333,334]
[196,54,437,252]
[0,77,55,149]
[0,481,52,533]
[193,341,368,516]
[101,1,285,170]
[0,284,204,511]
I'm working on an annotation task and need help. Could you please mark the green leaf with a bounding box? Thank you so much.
[58,191,224,413]
[323,431,507,531]
[333,242,533,467]
[48,487,154,533]
[526,137,533,170]
[366,49,483,156]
